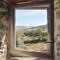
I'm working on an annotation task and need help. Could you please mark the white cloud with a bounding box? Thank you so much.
[15,9,47,16]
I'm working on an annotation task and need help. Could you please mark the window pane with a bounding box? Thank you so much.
[15,9,48,52]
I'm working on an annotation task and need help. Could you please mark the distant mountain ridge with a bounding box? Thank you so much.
[16,24,47,30]
[16,26,27,29]
[29,24,47,29]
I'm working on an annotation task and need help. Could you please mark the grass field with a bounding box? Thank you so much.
[16,43,48,51]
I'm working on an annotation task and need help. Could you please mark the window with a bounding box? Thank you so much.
[8,2,54,59]
[15,9,48,52]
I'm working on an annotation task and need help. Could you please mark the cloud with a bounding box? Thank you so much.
[15,9,47,16]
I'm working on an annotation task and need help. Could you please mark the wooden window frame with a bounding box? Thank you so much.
[7,1,54,59]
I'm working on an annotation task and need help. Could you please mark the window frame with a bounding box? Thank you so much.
[7,2,54,59]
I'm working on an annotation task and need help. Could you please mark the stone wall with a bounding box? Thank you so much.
[0,0,9,60]
[54,0,60,60]
[0,15,7,60]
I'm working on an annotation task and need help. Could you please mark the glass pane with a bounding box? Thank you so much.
[15,9,48,52]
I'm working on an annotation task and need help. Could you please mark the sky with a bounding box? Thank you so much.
[15,9,47,27]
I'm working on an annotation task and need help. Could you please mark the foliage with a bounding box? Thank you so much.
[24,27,48,42]
[16,26,48,45]
[16,25,48,51]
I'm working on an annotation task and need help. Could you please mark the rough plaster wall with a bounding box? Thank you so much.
[54,0,60,60]
[0,14,8,60]
[0,0,8,60]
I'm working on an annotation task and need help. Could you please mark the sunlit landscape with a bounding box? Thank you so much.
[15,9,48,51]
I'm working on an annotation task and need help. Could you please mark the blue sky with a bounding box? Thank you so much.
[15,9,47,27]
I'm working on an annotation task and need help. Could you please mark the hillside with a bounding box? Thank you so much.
[16,24,48,51]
